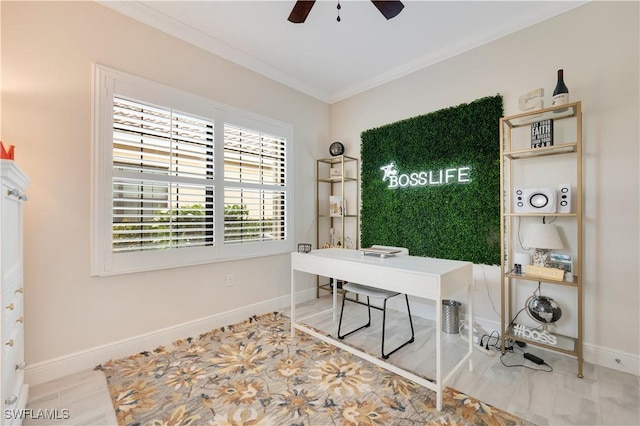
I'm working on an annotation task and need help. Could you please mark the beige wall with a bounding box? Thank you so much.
[330,1,640,365]
[1,1,328,364]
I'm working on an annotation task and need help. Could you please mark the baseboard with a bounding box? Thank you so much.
[583,343,640,376]
[25,287,316,387]
[386,297,640,376]
[26,288,638,386]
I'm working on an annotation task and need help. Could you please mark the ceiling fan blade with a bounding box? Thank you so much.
[371,1,404,20]
[288,1,316,23]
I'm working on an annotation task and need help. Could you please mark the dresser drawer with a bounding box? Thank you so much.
[2,290,24,337]
[1,161,29,422]
[1,182,24,278]
[2,266,22,299]
[2,326,24,408]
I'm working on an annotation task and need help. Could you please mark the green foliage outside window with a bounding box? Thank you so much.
[224,204,269,242]
[113,203,272,250]
[113,204,212,251]
[360,95,503,265]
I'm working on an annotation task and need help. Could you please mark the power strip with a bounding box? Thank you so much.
[475,343,497,357]
[459,320,497,357]
[459,334,496,356]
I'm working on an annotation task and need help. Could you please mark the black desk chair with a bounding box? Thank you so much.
[337,246,415,359]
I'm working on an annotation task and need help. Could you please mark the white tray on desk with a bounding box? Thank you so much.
[360,247,401,257]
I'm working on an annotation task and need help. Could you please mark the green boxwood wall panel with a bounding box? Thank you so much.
[360,95,503,265]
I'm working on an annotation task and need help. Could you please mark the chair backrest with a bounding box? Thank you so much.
[371,245,409,255]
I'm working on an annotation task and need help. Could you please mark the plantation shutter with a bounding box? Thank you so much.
[223,124,287,244]
[112,97,215,253]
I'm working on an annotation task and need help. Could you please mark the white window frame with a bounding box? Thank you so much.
[91,65,294,276]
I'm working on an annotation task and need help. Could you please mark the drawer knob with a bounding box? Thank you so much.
[16,362,26,371]
[16,317,24,324]
[5,303,14,311]
[15,288,24,294]
[5,339,14,347]
[4,395,17,406]
[6,188,27,202]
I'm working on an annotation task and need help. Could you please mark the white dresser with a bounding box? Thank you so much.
[1,160,29,423]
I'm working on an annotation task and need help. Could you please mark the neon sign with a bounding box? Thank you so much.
[380,162,471,189]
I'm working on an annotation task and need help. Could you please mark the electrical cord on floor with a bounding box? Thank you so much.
[458,321,498,356]
[499,344,554,372]
[479,331,501,351]
[459,318,553,372]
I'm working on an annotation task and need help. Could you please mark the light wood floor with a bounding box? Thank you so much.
[25,296,639,425]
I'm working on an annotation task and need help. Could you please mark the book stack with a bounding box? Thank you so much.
[531,119,554,148]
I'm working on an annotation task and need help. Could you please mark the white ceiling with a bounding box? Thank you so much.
[101,0,586,104]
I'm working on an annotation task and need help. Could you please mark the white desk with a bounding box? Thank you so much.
[290,248,474,411]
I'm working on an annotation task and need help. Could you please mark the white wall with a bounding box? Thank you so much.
[1,1,327,366]
[330,2,639,372]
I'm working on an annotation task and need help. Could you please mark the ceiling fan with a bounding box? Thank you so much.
[288,1,405,23]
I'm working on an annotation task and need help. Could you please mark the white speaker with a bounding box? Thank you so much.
[513,187,557,213]
[557,183,572,213]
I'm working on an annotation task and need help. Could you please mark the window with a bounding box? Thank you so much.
[92,65,293,276]
[223,124,286,245]
[112,97,215,253]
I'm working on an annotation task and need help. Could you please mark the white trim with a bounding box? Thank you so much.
[25,288,316,387]
[582,343,640,376]
[97,1,586,104]
[390,298,640,376]
[25,288,638,386]
[91,64,295,276]
[97,1,329,103]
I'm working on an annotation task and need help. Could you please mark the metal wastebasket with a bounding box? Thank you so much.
[442,300,461,334]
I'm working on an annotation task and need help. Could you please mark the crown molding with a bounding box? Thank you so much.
[98,1,332,103]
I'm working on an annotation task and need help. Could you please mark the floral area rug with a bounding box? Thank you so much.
[98,312,532,425]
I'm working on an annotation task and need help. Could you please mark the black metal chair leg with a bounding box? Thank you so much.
[338,294,372,339]
[405,294,415,339]
[381,294,415,359]
[339,289,414,358]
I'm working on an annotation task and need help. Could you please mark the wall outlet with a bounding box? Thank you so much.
[226,273,234,287]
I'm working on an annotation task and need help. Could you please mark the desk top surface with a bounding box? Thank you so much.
[292,248,472,276]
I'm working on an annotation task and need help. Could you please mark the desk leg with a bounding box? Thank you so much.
[290,269,296,338]
[436,298,442,411]
[332,278,338,321]
[467,284,474,372]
